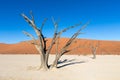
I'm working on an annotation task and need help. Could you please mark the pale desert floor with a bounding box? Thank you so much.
[0,55,120,80]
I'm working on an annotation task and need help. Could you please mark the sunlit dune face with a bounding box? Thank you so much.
[0,38,120,55]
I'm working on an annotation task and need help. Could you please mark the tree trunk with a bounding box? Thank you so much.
[92,49,96,59]
[50,54,61,69]
[50,58,58,69]
[39,54,49,70]
[93,52,96,59]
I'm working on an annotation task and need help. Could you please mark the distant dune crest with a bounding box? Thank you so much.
[0,38,120,55]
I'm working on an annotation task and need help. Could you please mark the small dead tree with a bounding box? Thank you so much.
[21,12,89,70]
[89,41,100,59]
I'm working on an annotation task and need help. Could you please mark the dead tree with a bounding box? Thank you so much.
[89,41,100,59]
[21,12,89,70]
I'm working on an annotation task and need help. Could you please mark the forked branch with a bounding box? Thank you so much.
[60,21,89,56]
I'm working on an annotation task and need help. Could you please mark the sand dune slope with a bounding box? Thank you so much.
[0,38,120,55]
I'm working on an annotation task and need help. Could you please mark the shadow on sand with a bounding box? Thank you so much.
[57,59,87,68]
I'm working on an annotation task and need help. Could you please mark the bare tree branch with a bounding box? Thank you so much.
[23,31,37,45]
[61,21,89,54]
[21,13,36,29]
[51,17,59,29]
[21,13,45,52]
[40,18,48,31]
[54,22,83,57]
[46,17,58,58]
[57,22,82,37]
[30,11,35,23]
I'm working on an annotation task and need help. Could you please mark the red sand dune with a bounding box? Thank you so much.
[0,38,120,55]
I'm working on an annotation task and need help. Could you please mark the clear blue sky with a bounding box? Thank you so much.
[0,0,120,44]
